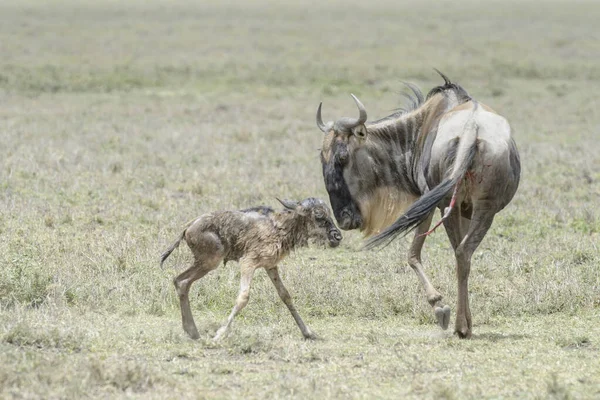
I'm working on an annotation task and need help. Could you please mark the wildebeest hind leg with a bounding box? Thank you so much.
[441,206,471,332]
[449,202,495,338]
[408,212,451,330]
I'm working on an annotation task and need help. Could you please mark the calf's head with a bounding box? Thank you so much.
[277,197,342,247]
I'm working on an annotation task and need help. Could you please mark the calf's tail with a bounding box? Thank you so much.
[364,103,479,249]
[160,218,197,267]
[160,230,185,267]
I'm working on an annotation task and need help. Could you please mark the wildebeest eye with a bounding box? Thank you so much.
[314,210,328,222]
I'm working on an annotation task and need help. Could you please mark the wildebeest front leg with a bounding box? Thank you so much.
[213,261,256,341]
[266,267,316,340]
[408,212,451,330]
[451,202,495,338]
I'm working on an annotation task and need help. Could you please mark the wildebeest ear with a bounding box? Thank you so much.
[352,124,367,139]
[276,197,299,210]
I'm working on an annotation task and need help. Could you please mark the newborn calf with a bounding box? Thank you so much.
[161,198,342,341]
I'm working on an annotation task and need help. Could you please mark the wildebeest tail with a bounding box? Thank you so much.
[364,105,479,249]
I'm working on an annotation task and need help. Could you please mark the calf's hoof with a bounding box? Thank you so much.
[212,326,229,342]
[454,319,472,339]
[427,293,443,307]
[434,305,451,330]
[184,326,200,340]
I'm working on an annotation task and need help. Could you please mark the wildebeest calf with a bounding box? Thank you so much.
[161,197,342,341]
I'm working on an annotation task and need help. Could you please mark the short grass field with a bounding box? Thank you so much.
[1,0,599,398]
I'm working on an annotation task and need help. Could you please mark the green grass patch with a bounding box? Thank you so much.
[0,0,599,398]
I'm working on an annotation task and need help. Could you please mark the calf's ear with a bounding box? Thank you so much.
[276,197,299,210]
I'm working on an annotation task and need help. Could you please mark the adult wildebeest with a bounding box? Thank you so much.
[316,71,520,338]
[161,198,342,341]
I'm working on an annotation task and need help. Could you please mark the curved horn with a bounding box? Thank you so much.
[316,103,331,133]
[351,94,367,125]
[334,94,368,131]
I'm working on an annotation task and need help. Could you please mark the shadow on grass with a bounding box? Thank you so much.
[473,332,530,342]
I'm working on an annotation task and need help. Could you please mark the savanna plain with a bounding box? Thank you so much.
[1,0,599,398]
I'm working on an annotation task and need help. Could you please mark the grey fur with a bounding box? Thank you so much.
[317,72,520,338]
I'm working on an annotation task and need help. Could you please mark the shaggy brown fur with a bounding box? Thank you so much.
[161,198,342,341]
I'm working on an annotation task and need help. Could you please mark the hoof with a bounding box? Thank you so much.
[434,305,451,330]
[454,329,472,339]
[212,326,228,342]
[427,294,443,307]
[303,332,318,341]
[184,327,200,340]
[212,334,223,342]
[454,320,472,339]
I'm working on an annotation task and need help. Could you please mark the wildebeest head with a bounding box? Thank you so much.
[316,95,368,231]
[277,197,342,247]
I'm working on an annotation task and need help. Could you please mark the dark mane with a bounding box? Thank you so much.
[426,69,471,102]
[396,81,425,114]
[370,82,425,124]
[369,70,470,126]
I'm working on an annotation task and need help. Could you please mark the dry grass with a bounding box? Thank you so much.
[1,0,599,398]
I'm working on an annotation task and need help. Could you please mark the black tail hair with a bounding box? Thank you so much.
[364,138,478,250]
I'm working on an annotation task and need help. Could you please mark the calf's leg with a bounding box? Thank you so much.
[173,232,223,339]
[213,259,256,341]
[266,266,316,340]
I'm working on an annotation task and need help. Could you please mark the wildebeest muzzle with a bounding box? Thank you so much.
[335,206,362,231]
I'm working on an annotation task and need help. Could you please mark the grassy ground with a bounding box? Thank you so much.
[1,0,599,398]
